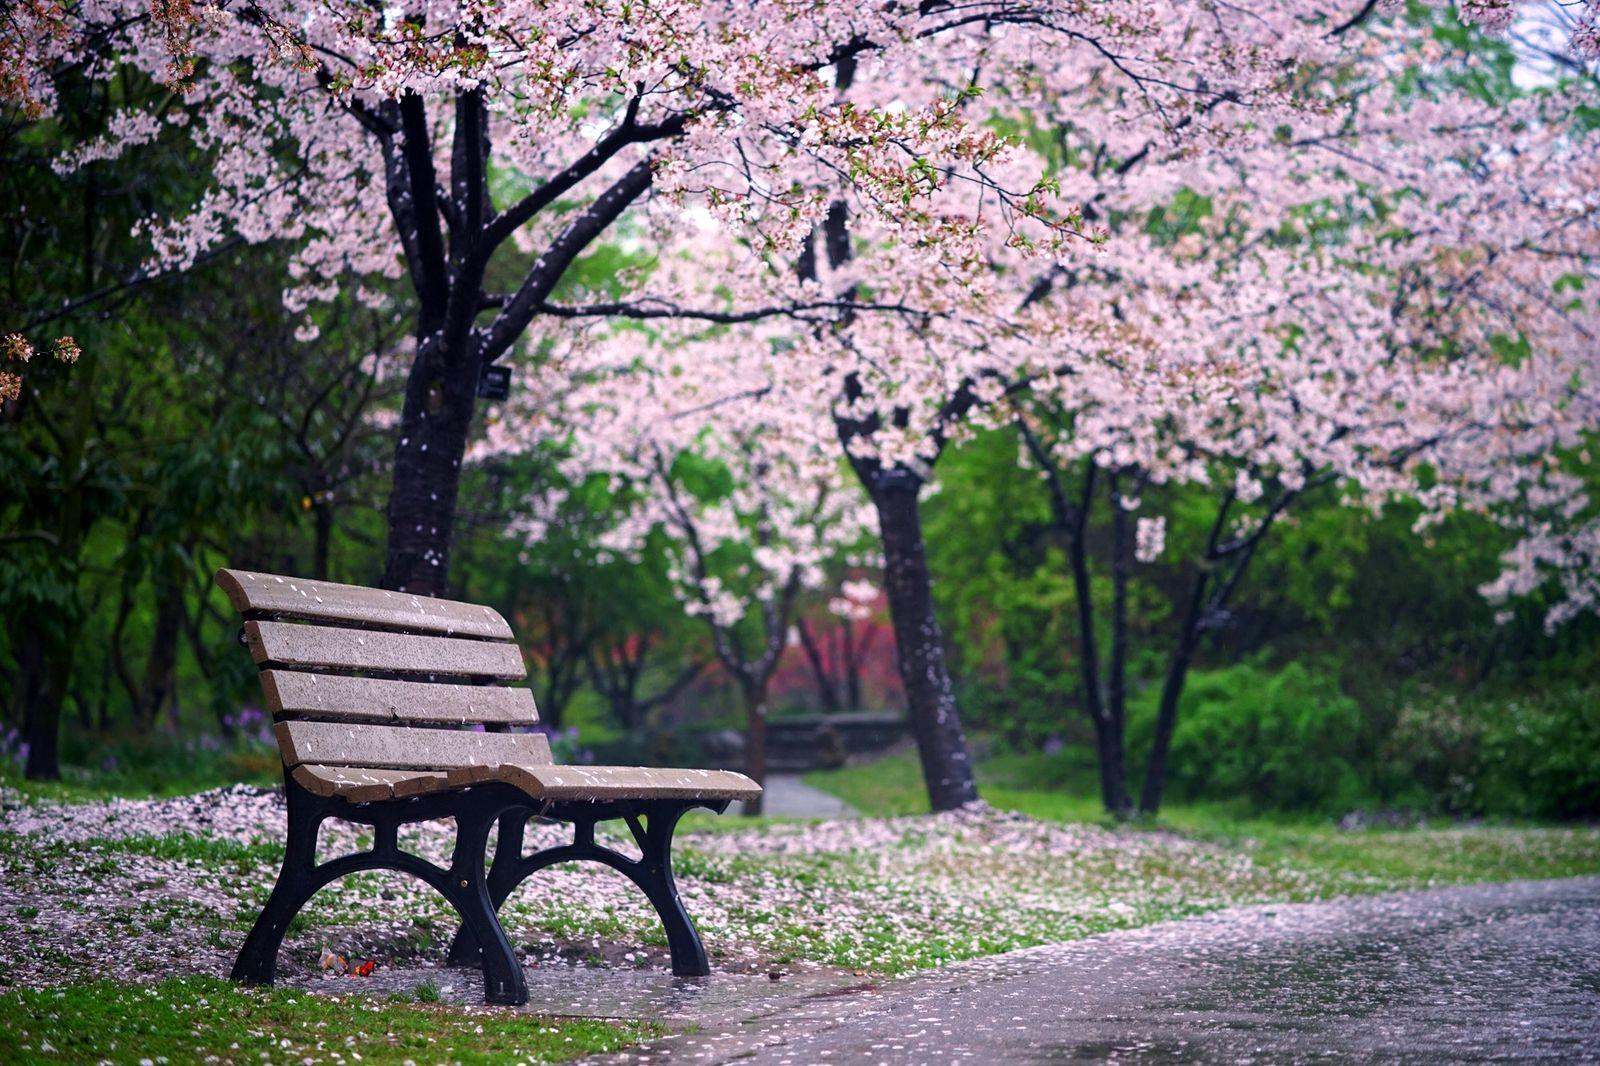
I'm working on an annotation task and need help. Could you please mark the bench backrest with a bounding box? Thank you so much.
[216,568,552,773]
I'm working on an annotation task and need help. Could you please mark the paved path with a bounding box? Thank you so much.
[606,877,1600,1064]
[736,773,857,818]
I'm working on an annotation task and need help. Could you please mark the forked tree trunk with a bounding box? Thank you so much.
[382,339,481,595]
[1140,570,1208,816]
[870,479,979,812]
[1057,461,1133,819]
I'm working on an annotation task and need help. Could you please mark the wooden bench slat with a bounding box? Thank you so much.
[291,761,757,805]
[245,621,525,680]
[276,720,552,770]
[452,763,762,802]
[290,764,453,802]
[217,568,513,640]
[262,671,539,725]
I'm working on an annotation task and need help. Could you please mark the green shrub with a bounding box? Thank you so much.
[1134,661,1366,813]
[1375,685,1600,819]
[1475,687,1600,819]
[1377,694,1485,813]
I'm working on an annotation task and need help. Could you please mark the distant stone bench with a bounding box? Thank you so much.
[217,568,759,1005]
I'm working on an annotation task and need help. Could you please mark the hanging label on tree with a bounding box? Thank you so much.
[477,364,511,401]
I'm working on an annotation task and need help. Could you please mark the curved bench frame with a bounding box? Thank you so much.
[232,772,719,1005]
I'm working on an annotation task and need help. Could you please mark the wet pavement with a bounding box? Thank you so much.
[602,877,1600,1063]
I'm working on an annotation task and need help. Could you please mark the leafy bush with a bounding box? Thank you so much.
[1375,686,1600,819]
[1476,688,1600,819]
[1133,661,1366,813]
[1376,696,1480,812]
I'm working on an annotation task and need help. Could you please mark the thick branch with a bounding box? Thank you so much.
[479,106,685,253]
[480,157,656,359]
[398,91,449,322]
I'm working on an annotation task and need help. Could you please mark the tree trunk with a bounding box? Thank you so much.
[312,502,334,580]
[12,628,54,778]
[27,633,70,777]
[1061,464,1131,818]
[870,479,979,812]
[741,684,768,817]
[1089,710,1131,818]
[137,574,185,731]
[844,621,869,712]
[796,619,842,712]
[1138,572,1207,816]
[24,695,62,781]
[381,337,480,595]
[1103,471,1136,819]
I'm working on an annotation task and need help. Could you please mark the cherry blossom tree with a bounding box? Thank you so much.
[1004,14,1600,815]
[4,0,1085,598]
[12,0,1595,807]
[508,1,1598,815]
[492,2,1388,812]
[487,359,874,813]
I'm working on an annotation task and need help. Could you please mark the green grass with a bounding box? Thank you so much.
[0,828,281,871]
[806,747,1600,889]
[0,736,281,804]
[0,976,657,1065]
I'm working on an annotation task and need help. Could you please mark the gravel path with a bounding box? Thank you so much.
[606,876,1600,1064]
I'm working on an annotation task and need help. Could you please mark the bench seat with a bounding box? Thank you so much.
[293,762,763,804]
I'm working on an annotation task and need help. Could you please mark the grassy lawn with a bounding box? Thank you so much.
[0,975,655,1065]
[806,747,1600,889]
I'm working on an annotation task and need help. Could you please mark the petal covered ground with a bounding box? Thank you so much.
[2,784,1597,993]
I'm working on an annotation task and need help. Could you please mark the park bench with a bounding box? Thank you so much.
[216,567,760,1005]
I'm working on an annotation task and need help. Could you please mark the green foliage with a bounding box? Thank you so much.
[925,430,1082,745]
[1381,687,1600,819]
[1131,662,1365,813]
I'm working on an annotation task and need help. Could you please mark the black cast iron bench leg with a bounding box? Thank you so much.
[231,780,322,988]
[232,781,529,1005]
[446,800,715,977]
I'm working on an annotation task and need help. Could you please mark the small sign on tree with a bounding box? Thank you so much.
[477,364,511,401]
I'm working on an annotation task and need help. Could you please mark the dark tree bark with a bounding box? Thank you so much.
[1020,423,1133,819]
[869,476,979,812]
[795,617,843,712]
[740,684,770,817]
[136,569,186,729]
[15,628,62,780]
[311,502,334,581]
[1138,571,1207,816]
[1101,469,1138,818]
[381,336,481,594]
